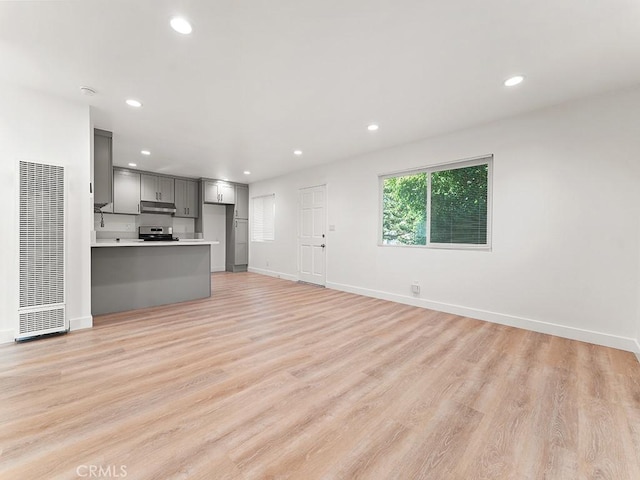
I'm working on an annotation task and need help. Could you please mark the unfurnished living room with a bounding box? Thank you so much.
[1,1,640,479]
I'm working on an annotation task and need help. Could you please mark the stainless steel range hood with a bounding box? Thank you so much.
[140,200,177,214]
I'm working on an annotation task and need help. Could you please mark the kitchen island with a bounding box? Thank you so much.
[91,240,219,315]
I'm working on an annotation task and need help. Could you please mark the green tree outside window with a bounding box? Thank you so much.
[381,161,489,246]
[430,164,488,245]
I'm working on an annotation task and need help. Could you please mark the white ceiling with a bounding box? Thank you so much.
[2,1,640,183]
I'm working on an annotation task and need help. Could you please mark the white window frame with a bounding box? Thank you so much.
[251,194,275,242]
[379,155,493,250]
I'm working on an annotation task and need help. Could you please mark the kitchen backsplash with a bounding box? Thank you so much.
[94,213,196,239]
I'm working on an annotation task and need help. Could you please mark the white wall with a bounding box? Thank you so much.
[202,204,227,272]
[94,212,195,239]
[0,82,92,342]
[249,86,640,353]
[637,255,640,359]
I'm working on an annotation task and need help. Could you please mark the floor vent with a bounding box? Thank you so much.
[17,160,66,340]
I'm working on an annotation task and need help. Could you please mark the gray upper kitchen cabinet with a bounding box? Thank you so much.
[174,178,199,218]
[141,173,175,203]
[159,176,175,203]
[140,174,156,201]
[185,180,199,217]
[234,185,249,219]
[204,180,235,204]
[113,168,141,214]
[93,129,113,207]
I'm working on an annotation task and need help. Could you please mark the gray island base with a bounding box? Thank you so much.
[91,243,212,315]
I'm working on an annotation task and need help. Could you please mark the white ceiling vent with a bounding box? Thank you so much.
[17,160,66,340]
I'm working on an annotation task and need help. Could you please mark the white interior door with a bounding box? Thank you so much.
[298,185,326,285]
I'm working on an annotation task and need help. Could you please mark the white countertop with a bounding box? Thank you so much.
[91,239,220,248]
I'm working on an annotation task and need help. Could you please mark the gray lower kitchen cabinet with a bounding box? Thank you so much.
[175,178,199,218]
[113,168,140,214]
[93,129,113,208]
[234,185,248,219]
[92,243,211,315]
[204,180,235,204]
[226,216,248,272]
[141,173,175,203]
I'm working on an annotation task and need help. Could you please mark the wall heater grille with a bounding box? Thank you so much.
[19,308,65,336]
[17,160,66,339]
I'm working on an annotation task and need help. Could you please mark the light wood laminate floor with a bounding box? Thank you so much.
[1,272,639,479]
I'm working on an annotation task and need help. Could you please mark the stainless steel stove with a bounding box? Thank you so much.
[138,226,179,241]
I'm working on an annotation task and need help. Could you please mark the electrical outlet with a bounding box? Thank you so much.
[411,283,420,295]
[266,260,270,267]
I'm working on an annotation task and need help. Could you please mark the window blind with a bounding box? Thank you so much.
[252,194,275,241]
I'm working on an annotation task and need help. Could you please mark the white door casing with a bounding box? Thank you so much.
[298,185,326,285]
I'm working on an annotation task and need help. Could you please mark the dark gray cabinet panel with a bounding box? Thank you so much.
[93,129,113,207]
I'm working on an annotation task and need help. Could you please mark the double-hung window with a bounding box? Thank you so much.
[380,156,492,249]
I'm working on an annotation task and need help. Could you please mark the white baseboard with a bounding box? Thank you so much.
[0,329,15,344]
[211,266,226,273]
[635,339,640,363]
[248,267,298,283]
[69,315,93,331]
[326,281,638,354]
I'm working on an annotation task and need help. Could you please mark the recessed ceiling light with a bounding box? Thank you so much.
[293,150,303,156]
[367,124,379,131]
[141,150,151,156]
[504,75,524,87]
[128,163,137,167]
[243,171,251,175]
[80,86,96,96]
[170,17,192,35]
[126,99,143,108]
